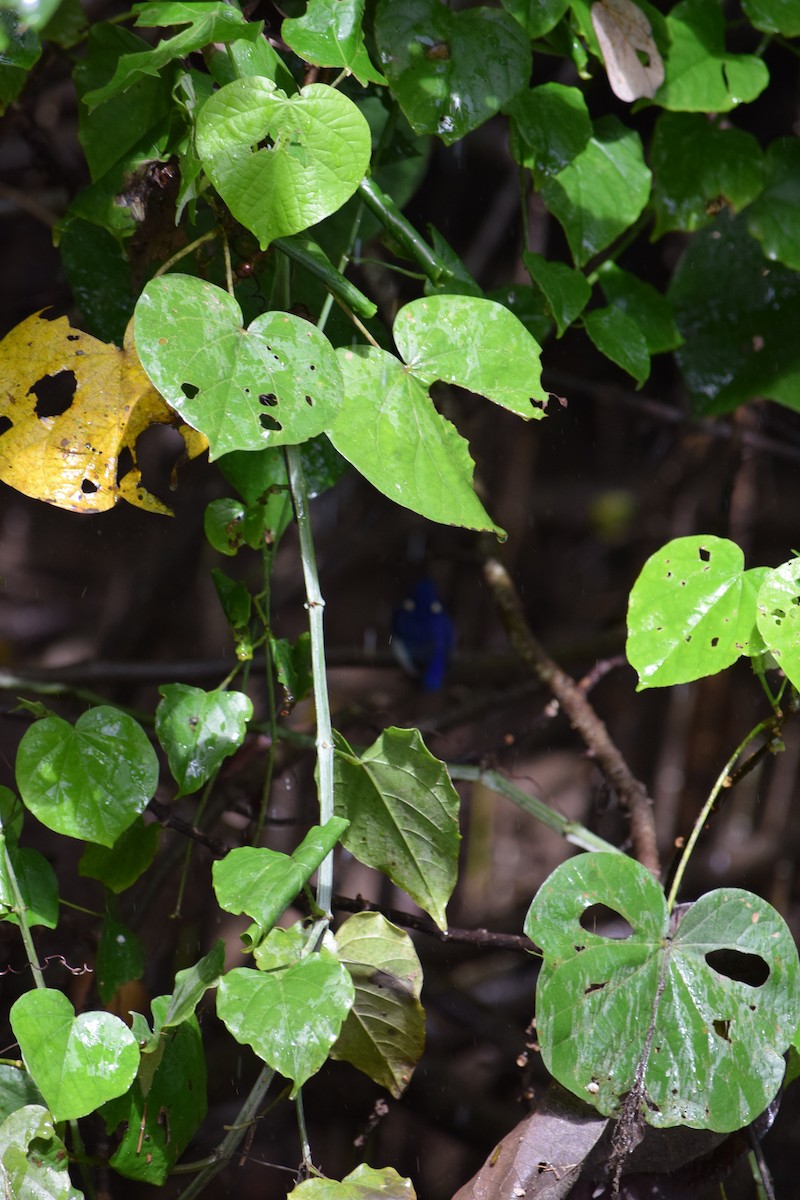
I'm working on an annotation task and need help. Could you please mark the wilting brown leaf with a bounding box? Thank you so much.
[591,0,664,103]
[0,311,207,514]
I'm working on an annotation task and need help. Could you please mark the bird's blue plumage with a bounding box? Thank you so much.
[391,579,454,691]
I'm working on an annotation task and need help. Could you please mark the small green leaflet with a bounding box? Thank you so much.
[156,683,252,797]
[289,1164,417,1199]
[282,0,386,86]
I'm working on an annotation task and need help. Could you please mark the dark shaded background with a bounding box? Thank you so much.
[3,3,800,1197]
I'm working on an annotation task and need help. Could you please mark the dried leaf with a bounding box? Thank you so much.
[0,311,207,513]
[591,0,664,102]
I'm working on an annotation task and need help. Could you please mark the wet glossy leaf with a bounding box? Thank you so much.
[156,684,252,797]
[0,14,41,113]
[290,1164,417,1199]
[626,535,767,689]
[541,116,651,267]
[102,998,206,1186]
[523,252,591,336]
[217,952,354,1095]
[756,558,800,691]
[79,816,160,893]
[742,0,800,34]
[271,632,312,713]
[0,312,206,513]
[333,728,460,930]
[96,913,144,1003]
[746,138,800,270]
[0,845,58,929]
[283,0,385,85]
[584,305,650,385]
[331,913,425,1097]
[82,2,260,109]
[11,990,139,1121]
[656,0,769,113]
[591,0,664,102]
[135,275,342,459]
[213,819,349,933]
[499,0,570,38]
[374,0,530,145]
[507,83,592,178]
[526,853,800,1131]
[0,1066,44,1123]
[0,1105,82,1200]
[669,213,800,416]
[16,707,159,847]
[196,77,371,249]
[651,113,764,238]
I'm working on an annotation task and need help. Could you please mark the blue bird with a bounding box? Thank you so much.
[391,579,455,691]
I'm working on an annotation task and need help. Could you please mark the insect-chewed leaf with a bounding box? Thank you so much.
[591,0,664,102]
[0,312,207,513]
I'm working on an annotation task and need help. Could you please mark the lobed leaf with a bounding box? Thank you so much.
[526,853,800,1131]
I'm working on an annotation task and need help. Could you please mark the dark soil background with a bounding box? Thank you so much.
[3,3,800,1198]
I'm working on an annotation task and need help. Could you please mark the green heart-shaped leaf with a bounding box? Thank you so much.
[135,275,343,459]
[217,954,354,1095]
[156,684,252,797]
[11,990,139,1121]
[0,1105,81,1200]
[282,0,386,86]
[374,0,530,145]
[526,853,800,1132]
[15,707,158,847]
[196,76,371,248]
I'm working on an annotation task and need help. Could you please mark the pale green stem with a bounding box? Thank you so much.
[448,765,622,856]
[177,1066,275,1197]
[285,447,335,916]
[666,718,776,912]
[0,818,45,989]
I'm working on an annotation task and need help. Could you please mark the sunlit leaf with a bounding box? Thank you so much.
[0,312,206,513]
[289,1164,417,1199]
[756,558,800,691]
[591,0,664,102]
[11,990,139,1121]
[656,0,769,113]
[156,684,252,797]
[282,0,385,85]
[0,1105,82,1200]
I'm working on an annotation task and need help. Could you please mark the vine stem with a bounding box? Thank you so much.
[176,1066,275,1198]
[666,716,778,912]
[0,818,45,989]
[285,446,335,916]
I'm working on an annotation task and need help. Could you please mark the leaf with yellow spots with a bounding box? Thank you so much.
[0,311,207,514]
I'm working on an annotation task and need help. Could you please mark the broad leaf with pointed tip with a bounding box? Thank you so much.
[656,0,769,113]
[16,707,159,847]
[526,853,800,1131]
[329,296,545,533]
[333,728,460,931]
[156,684,252,797]
[135,275,342,459]
[626,535,767,689]
[282,0,385,85]
[196,76,371,249]
[289,1164,417,1199]
[11,990,139,1121]
[374,0,530,145]
[217,952,354,1095]
[756,557,800,691]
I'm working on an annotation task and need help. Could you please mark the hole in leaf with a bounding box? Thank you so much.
[30,370,77,419]
[573,944,586,953]
[705,948,770,986]
[712,1018,731,1042]
[309,363,316,371]
[259,393,278,407]
[635,47,651,67]
[81,478,98,494]
[181,382,199,400]
[305,395,313,406]
[116,445,135,485]
[0,416,12,436]
[260,414,282,432]
[698,546,711,562]
[579,904,634,939]
[584,980,607,995]
[710,637,719,648]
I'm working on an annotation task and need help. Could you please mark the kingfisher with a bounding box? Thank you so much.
[391,579,455,691]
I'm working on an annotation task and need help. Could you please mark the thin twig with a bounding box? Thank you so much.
[482,557,660,876]
[331,894,536,954]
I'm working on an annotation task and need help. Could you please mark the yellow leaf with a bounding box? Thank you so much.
[591,0,664,103]
[0,312,208,514]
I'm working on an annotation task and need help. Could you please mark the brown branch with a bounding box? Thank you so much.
[482,557,660,877]
[331,894,536,954]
